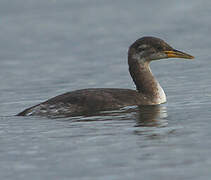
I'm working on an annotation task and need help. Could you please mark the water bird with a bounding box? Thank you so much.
[17,36,194,117]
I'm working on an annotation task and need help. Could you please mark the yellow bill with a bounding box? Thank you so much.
[164,49,194,59]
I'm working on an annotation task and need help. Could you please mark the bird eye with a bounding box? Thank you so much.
[138,44,148,51]
[157,46,163,51]
[138,47,145,51]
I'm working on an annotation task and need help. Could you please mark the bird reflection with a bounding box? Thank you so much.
[135,105,168,127]
[66,105,168,128]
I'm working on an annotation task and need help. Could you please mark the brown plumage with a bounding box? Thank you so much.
[17,36,194,117]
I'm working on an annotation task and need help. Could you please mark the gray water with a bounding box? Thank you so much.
[1,0,211,179]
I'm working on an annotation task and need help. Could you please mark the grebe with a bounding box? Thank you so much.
[17,36,194,117]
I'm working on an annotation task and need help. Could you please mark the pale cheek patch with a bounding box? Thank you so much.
[132,52,144,60]
[138,44,149,49]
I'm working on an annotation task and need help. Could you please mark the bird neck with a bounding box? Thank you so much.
[128,57,166,104]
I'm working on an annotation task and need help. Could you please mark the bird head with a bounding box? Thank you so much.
[128,36,194,62]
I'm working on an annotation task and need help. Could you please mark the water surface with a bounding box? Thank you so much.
[1,0,211,179]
